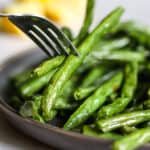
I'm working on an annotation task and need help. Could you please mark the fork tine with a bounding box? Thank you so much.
[28,30,54,57]
[46,22,79,56]
[46,28,69,55]
[32,25,62,56]
[7,15,55,56]
[9,15,69,56]
[7,14,79,56]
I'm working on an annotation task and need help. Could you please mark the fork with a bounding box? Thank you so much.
[0,14,79,57]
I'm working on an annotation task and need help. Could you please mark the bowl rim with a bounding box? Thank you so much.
[0,97,109,144]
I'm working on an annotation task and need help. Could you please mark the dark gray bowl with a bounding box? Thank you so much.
[0,50,149,150]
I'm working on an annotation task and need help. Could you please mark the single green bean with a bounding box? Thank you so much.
[64,71,123,130]
[79,66,107,87]
[96,110,150,132]
[74,0,95,46]
[32,56,64,77]
[92,50,146,62]
[54,97,78,110]
[61,27,73,40]
[61,76,78,99]
[83,125,122,140]
[18,69,56,98]
[74,86,96,101]
[42,7,124,120]
[121,126,137,134]
[97,97,128,118]
[121,63,138,98]
[113,127,150,150]
[92,37,130,52]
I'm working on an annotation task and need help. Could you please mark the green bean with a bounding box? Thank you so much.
[32,56,64,77]
[19,75,77,117]
[121,63,138,98]
[113,127,150,150]
[54,97,78,110]
[79,66,107,87]
[74,86,95,101]
[64,71,123,130]
[92,37,130,52]
[74,0,95,46]
[119,21,150,48]
[42,7,124,120]
[19,95,58,122]
[97,97,128,118]
[83,125,122,140]
[18,69,57,98]
[84,38,130,65]
[61,76,78,99]
[61,27,73,40]
[96,110,150,132]
[121,126,137,134]
[97,63,138,118]
[74,70,120,101]
[19,100,45,123]
[92,50,146,62]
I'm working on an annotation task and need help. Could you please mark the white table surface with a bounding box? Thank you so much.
[1,0,150,149]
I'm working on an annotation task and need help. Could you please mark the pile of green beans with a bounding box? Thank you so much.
[9,1,150,150]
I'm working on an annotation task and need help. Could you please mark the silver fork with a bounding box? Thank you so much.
[0,14,79,57]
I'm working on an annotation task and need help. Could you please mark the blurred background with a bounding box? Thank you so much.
[0,0,150,150]
[1,0,150,34]
[0,0,86,34]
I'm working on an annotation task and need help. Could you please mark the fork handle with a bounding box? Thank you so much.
[0,13,11,17]
[0,13,22,17]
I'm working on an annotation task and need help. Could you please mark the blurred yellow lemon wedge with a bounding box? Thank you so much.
[0,0,87,35]
[1,1,45,35]
[45,0,86,32]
